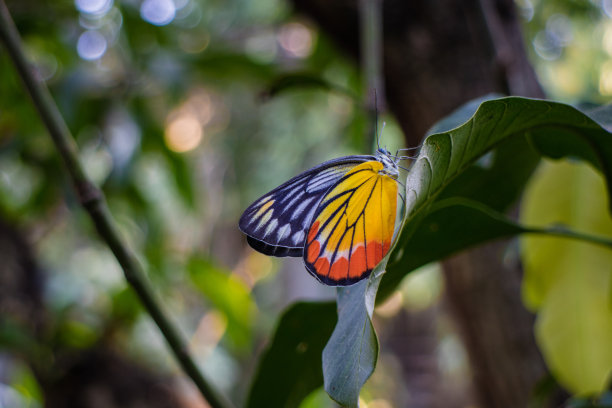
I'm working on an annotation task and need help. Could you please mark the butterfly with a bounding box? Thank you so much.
[239,147,410,286]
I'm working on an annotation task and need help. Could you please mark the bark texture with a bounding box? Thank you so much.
[291,0,558,406]
[293,0,543,144]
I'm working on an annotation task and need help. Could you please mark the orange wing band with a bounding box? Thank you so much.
[304,161,398,285]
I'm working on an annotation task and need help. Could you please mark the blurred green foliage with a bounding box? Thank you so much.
[1,0,612,406]
[0,0,375,405]
[520,0,612,102]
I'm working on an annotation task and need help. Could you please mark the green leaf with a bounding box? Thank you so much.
[188,257,257,349]
[380,197,525,299]
[321,96,612,404]
[425,93,503,135]
[322,264,384,408]
[381,195,612,302]
[384,97,612,298]
[521,160,612,395]
[298,387,338,408]
[246,302,337,408]
[380,134,540,299]
[404,97,606,215]
[435,134,540,211]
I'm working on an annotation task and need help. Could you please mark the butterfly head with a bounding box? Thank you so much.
[375,148,400,178]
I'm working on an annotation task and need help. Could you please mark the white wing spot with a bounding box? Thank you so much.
[284,191,304,210]
[264,218,278,238]
[303,205,318,229]
[280,184,302,203]
[306,172,337,192]
[291,196,315,220]
[277,223,291,241]
[292,230,305,245]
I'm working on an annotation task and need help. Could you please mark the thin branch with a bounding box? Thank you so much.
[359,0,385,148]
[0,3,234,408]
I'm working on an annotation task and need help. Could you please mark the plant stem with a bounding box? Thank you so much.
[0,3,234,408]
[359,0,385,147]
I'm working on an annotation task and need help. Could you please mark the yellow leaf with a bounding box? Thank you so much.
[520,159,612,395]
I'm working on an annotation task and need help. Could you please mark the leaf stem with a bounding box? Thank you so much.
[434,198,612,249]
[523,225,612,249]
[0,3,234,408]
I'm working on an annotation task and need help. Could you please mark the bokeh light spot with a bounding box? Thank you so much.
[604,0,612,18]
[77,30,107,60]
[140,0,176,26]
[165,114,202,152]
[191,310,228,357]
[533,31,561,61]
[278,22,313,58]
[546,14,573,47]
[75,0,113,15]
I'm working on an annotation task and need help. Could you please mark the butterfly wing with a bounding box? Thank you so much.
[239,155,376,257]
[304,160,399,285]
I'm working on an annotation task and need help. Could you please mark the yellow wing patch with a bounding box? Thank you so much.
[304,161,398,285]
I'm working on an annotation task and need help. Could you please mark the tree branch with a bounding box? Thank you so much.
[0,2,234,408]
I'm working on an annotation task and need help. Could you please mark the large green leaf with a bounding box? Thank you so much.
[246,97,612,406]
[521,160,612,395]
[379,134,540,299]
[322,275,379,407]
[246,302,337,408]
[321,96,612,405]
[384,97,612,298]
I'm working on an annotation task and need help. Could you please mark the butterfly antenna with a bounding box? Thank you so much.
[374,90,380,150]
[389,153,417,162]
[397,144,423,152]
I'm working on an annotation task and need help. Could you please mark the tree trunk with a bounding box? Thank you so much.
[291,0,561,406]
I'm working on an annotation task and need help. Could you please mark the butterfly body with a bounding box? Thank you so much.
[239,148,403,286]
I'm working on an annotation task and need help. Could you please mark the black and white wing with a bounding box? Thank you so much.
[239,155,375,257]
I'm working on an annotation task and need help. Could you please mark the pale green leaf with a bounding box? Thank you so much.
[521,159,612,395]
